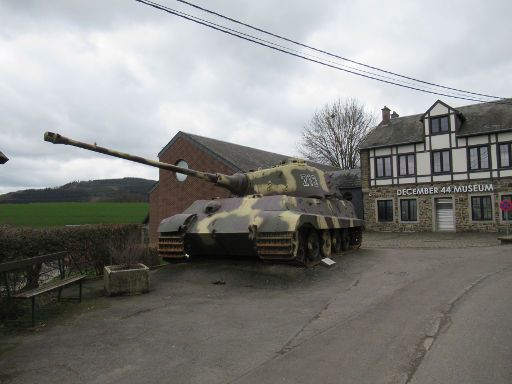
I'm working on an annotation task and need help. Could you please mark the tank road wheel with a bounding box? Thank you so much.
[305,229,321,264]
[341,229,350,252]
[331,230,342,255]
[320,230,332,258]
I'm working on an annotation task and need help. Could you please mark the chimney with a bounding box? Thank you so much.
[381,106,391,123]
[391,111,399,118]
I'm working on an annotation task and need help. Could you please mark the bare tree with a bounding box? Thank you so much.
[298,98,376,169]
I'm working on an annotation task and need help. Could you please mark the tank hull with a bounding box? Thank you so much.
[158,194,363,264]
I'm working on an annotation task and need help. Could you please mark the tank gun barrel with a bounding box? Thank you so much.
[43,132,248,195]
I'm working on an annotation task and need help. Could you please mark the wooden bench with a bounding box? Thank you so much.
[0,251,86,326]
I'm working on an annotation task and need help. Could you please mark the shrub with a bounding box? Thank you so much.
[108,232,160,268]
[0,224,142,276]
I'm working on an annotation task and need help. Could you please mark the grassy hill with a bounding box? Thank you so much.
[0,178,157,204]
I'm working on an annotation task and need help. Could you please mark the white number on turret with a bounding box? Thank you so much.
[300,174,319,187]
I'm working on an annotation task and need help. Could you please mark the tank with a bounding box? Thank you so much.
[44,131,363,266]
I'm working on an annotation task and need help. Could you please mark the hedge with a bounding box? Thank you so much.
[0,224,145,276]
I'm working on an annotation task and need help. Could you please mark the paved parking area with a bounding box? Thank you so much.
[1,238,511,384]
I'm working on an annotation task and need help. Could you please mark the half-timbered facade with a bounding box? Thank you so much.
[360,99,512,232]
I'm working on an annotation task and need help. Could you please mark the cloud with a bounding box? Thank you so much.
[0,0,510,194]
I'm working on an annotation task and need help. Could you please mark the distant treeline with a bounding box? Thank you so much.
[0,178,157,204]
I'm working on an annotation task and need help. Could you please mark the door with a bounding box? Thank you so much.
[435,198,455,231]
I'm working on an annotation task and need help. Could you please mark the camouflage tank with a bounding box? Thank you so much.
[44,132,363,266]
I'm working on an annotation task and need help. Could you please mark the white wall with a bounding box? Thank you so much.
[452,148,467,173]
[430,135,450,150]
[416,152,431,174]
[430,103,449,116]
[397,144,415,153]
[499,132,512,141]
[468,136,488,145]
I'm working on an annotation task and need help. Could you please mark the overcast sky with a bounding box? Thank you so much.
[0,0,510,194]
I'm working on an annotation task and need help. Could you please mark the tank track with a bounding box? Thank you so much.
[256,232,296,261]
[158,232,186,259]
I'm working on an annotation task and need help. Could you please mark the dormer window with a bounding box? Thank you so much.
[430,116,450,134]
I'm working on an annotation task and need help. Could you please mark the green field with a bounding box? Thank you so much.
[0,202,149,227]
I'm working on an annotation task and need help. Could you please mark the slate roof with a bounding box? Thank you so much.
[326,169,361,189]
[0,151,8,164]
[360,99,512,149]
[360,113,424,149]
[159,131,340,173]
[457,99,512,137]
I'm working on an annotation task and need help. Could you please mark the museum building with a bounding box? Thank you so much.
[360,99,512,232]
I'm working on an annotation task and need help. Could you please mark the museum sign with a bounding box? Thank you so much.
[396,183,494,196]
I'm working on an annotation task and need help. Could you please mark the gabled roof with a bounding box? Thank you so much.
[159,131,340,172]
[421,99,460,120]
[360,99,512,149]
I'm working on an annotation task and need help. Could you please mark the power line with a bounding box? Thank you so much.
[172,0,504,101]
[137,1,479,101]
[134,0,507,104]
[165,4,488,101]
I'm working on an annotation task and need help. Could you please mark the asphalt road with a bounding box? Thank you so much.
[1,244,512,384]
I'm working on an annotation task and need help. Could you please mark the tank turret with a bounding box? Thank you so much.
[44,132,331,198]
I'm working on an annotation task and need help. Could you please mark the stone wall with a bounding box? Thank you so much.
[364,178,512,232]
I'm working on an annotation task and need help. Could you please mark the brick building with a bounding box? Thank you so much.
[148,132,344,243]
[360,99,512,232]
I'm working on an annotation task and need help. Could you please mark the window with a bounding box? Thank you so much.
[471,196,493,221]
[432,150,451,173]
[499,143,512,168]
[430,116,450,134]
[398,154,415,176]
[175,160,189,181]
[400,199,417,222]
[376,156,392,178]
[502,195,512,221]
[377,200,393,222]
[342,191,353,201]
[468,145,489,170]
